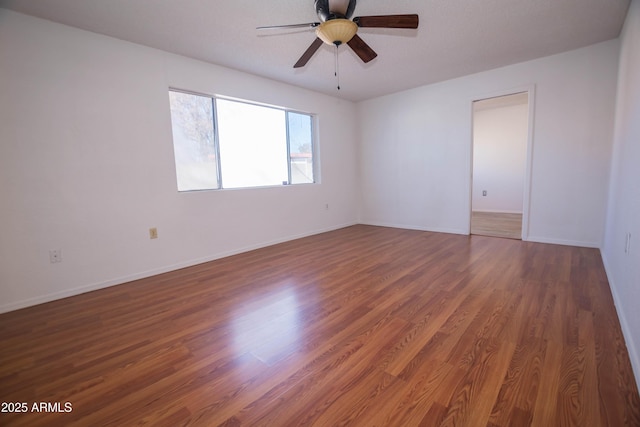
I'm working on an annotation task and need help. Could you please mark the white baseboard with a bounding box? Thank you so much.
[524,235,600,248]
[359,221,468,236]
[601,252,640,390]
[0,222,357,314]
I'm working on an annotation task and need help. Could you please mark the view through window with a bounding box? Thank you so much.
[169,90,315,191]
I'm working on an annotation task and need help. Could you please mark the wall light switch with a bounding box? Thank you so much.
[482,190,487,196]
[149,228,158,239]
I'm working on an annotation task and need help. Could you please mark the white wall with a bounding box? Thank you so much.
[472,100,528,213]
[358,40,619,246]
[603,0,640,389]
[0,10,359,313]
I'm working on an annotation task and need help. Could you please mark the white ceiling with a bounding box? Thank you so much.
[0,0,630,102]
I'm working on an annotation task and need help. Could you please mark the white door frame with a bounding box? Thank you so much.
[468,84,536,240]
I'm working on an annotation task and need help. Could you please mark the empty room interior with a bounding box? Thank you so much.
[1,0,639,425]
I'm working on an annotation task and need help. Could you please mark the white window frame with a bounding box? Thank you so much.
[169,89,316,192]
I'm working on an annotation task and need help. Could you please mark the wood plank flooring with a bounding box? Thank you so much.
[1,225,639,426]
[471,211,523,240]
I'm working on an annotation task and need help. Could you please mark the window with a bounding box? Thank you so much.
[169,90,315,191]
[169,91,219,191]
[288,112,314,185]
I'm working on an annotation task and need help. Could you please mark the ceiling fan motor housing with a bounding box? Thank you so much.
[315,0,357,21]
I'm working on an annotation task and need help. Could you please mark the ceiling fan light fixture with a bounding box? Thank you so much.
[316,19,358,45]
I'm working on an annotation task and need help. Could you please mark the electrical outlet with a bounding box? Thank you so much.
[149,227,158,239]
[49,249,62,263]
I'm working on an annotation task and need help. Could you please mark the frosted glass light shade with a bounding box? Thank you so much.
[316,19,358,45]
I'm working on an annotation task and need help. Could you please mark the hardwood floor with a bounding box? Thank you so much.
[471,211,523,240]
[1,225,639,426]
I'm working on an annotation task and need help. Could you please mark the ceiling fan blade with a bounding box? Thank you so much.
[347,34,378,63]
[294,38,324,68]
[257,22,320,30]
[353,14,419,29]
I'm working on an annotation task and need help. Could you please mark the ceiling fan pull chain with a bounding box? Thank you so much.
[335,44,340,90]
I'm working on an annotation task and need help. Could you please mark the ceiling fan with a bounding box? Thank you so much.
[257,0,419,69]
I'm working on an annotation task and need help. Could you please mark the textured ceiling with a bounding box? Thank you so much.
[0,0,630,101]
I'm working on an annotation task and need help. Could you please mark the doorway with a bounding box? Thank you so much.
[471,91,530,239]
